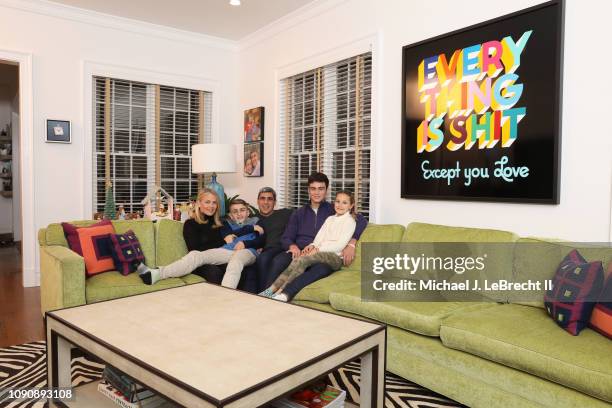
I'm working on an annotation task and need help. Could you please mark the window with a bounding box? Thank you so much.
[93,77,212,214]
[278,53,372,218]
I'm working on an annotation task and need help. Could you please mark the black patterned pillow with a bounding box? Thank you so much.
[110,230,145,275]
[544,250,604,335]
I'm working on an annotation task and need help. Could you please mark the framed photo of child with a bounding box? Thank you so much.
[244,142,263,177]
[244,107,264,142]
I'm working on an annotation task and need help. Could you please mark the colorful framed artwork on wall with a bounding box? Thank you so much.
[244,107,264,142]
[244,142,263,177]
[401,0,564,203]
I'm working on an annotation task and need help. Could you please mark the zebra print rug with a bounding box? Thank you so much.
[0,341,464,408]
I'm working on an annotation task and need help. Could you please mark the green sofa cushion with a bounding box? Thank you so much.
[402,222,518,302]
[156,219,188,267]
[111,220,156,268]
[293,269,361,304]
[402,222,518,243]
[329,285,497,336]
[512,238,612,308]
[180,274,206,285]
[347,224,405,272]
[389,326,611,408]
[440,303,612,402]
[86,271,185,303]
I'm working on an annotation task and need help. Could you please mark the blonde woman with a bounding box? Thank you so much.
[138,191,265,289]
[138,188,226,284]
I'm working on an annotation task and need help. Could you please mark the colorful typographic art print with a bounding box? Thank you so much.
[401,0,564,203]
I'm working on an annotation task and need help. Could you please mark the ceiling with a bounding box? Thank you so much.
[49,0,316,40]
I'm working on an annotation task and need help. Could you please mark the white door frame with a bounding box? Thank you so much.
[0,49,35,287]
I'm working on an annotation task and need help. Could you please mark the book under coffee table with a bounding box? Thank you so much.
[46,283,386,407]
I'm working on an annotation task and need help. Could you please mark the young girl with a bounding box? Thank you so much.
[259,190,356,302]
[139,196,264,289]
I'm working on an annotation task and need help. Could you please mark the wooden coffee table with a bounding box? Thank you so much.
[46,283,386,407]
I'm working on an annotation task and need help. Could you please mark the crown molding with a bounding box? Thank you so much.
[0,0,239,51]
[238,0,349,51]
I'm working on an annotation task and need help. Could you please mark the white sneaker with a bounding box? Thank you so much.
[273,293,288,302]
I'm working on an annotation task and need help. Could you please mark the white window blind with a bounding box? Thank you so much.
[278,52,372,218]
[93,77,212,214]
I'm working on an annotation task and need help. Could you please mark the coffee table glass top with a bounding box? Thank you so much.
[48,284,383,400]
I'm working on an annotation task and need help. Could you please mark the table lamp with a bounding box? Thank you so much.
[192,143,236,216]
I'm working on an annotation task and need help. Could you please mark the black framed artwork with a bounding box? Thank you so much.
[244,142,263,177]
[401,0,564,204]
[46,119,72,143]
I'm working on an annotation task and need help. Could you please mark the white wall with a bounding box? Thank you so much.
[236,0,612,241]
[0,0,239,284]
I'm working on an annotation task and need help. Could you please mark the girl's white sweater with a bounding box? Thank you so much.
[312,211,357,256]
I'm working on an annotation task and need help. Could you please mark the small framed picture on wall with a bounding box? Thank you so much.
[244,142,263,177]
[46,119,71,143]
[244,107,264,142]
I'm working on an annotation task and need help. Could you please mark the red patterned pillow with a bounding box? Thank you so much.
[61,219,112,255]
[110,230,145,275]
[76,223,116,276]
[544,250,604,335]
[590,263,612,339]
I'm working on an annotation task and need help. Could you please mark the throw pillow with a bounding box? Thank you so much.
[110,230,145,276]
[589,263,612,339]
[544,249,604,335]
[61,219,112,256]
[76,223,116,276]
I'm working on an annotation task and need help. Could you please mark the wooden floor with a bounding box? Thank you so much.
[0,246,45,348]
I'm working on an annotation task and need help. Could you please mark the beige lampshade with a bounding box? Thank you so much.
[192,144,237,174]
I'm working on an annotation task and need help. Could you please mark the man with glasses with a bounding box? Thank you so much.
[260,173,367,300]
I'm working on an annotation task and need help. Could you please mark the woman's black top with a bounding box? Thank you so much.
[182,216,226,284]
[182,217,225,252]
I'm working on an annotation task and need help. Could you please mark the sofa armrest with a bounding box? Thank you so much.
[40,245,86,316]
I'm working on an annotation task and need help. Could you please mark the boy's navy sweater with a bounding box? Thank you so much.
[220,217,265,256]
[281,201,367,250]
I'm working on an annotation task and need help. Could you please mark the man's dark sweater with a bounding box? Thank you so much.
[281,201,367,250]
[246,208,293,250]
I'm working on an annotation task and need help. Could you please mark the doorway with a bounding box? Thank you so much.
[0,62,21,250]
[0,58,42,347]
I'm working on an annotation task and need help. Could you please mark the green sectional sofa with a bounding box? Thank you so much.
[39,219,612,407]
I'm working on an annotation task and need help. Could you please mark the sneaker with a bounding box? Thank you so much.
[273,293,288,302]
[259,288,275,298]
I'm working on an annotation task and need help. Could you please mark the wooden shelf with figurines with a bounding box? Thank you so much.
[0,125,13,198]
[92,184,195,222]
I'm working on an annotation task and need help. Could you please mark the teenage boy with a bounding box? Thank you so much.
[263,173,367,300]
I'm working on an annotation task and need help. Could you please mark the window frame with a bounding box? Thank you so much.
[92,75,213,215]
[278,52,373,219]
